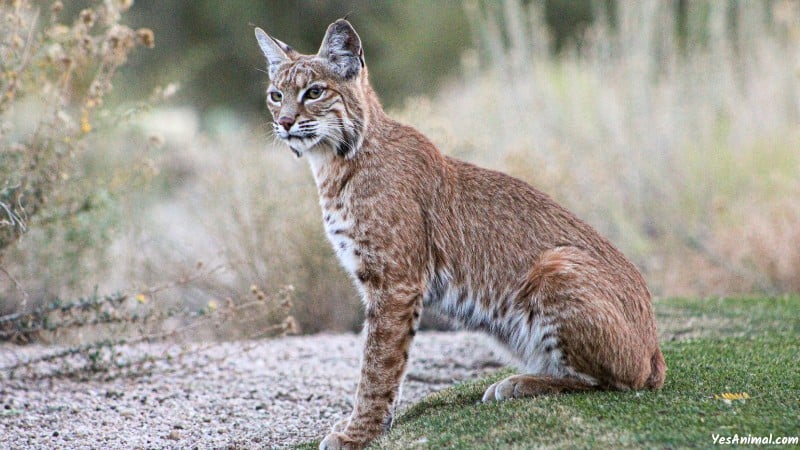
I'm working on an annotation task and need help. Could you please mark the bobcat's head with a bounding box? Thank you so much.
[255,19,372,158]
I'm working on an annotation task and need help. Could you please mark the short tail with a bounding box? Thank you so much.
[646,347,666,389]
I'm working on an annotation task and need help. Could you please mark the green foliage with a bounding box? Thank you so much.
[123,0,471,112]
[120,0,623,114]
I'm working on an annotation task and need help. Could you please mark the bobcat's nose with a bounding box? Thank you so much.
[278,116,295,131]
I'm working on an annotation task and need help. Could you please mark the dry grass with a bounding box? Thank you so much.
[4,0,799,336]
[93,119,362,335]
[397,0,800,296]
[80,0,800,332]
[175,0,799,330]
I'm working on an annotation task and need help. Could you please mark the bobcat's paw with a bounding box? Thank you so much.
[481,375,536,402]
[482,378,514,402]
[319,432,359,450]
[482,374,591,402]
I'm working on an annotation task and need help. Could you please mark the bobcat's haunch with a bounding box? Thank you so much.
[255,19,665,450]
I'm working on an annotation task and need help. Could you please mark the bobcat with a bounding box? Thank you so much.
[255,19,665,450]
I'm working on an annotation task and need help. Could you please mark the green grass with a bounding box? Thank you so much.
[303,297,800,449]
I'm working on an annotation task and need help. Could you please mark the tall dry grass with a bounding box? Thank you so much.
[100,112,408,333]
[99,0,800,333]
[147,0,799,332]
[6,0,798,337]
[396,0,800,296]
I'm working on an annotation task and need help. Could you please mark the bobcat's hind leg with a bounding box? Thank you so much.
[496,246,663,396]
[482,374,596,402]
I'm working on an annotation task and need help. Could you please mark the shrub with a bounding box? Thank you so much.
[0,281,295,379]
[0,0,155,308]
[0,2,295,363]
[108,127,362,334]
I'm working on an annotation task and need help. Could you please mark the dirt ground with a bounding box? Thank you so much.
[0,331,503,449]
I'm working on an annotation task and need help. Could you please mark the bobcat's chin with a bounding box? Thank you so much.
[286,136,361,159]
[275,133,323,157]
[276,124,359,159]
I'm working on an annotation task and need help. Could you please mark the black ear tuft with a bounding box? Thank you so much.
[317,19,364,79]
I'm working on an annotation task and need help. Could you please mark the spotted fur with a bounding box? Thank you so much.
[255,19,666,450]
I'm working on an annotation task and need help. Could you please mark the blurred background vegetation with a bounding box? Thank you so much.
[1,0,799,344]
[118,0,604,115]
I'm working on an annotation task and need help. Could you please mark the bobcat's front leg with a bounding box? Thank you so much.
[320,290,422,450]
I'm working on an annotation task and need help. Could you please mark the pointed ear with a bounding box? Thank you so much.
[317,19,364,79]
[254,27,295,79]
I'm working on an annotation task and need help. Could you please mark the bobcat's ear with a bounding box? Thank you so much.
[255,27,295,79]
[317,19,364,80]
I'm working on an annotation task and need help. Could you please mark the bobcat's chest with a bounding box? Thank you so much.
[321,200,361,276]
[307,149,364,279]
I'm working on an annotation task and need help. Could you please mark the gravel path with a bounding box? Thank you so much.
[0,332,504,449]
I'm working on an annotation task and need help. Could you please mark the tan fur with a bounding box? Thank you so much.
[255,20,666,450]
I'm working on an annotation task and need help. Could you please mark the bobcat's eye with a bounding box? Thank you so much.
[269,91,283,103]
[305,87,324,100]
